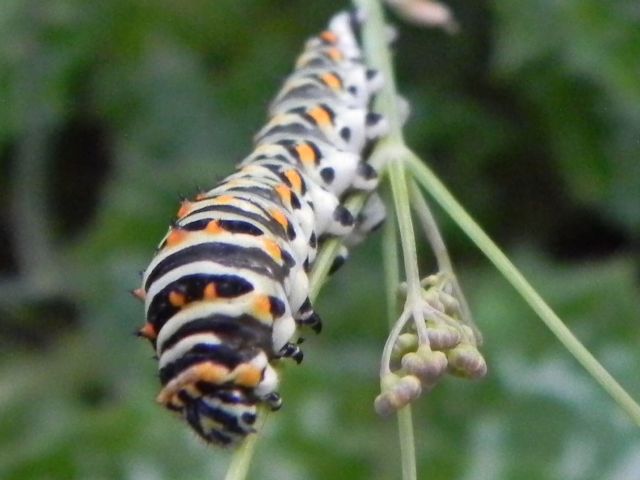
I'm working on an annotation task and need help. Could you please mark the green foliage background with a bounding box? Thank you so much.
[1,1,638,479]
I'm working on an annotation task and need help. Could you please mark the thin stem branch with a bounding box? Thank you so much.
[407,182,450,274]
[409,181,478,342]
[382,200,400,323]
[380,308,413,377]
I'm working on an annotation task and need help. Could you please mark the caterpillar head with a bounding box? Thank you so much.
[182,387,258,447]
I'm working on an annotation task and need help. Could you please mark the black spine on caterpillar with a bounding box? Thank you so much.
[135,9,388,447]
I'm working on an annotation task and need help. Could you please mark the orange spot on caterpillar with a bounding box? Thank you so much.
[320,72,342,91]
[168,291,187,307]
[270,209,289,229]
[262,239,282,261]
[274,184,292,205]
[213,195,235,205]
[233,363,262,387]
[177,200,192,218]
[320,30,338,44]
[167,396,185,409]
[295,143,317,167]
[183,383,201,398]
[205,220,224,235]
[137,322,157,340]
[165,228,189,247]
[203,282,217,300]
[327,47,343,61]
[253,295,273,318]
[156,362,230,405]
[307,106,333,126]
[195,362,229,384]
[283,169,303,194]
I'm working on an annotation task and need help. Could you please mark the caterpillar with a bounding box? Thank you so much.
[134,9,388,447]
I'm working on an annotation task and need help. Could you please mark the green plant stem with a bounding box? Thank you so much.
[223,410,269,480]
[406,151,640,426]
[397,407,418,480]
[353,4,404,144]
[382,196,418,480]
[354,0,421,478]
[386,149,422,300]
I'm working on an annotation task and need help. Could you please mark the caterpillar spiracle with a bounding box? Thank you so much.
[134,9,389,446]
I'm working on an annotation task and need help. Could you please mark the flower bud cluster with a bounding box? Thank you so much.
[375,273,486,416]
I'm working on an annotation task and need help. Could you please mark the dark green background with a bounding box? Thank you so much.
[1,1,638,479]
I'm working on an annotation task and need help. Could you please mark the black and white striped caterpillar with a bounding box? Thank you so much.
[134,10,388,446]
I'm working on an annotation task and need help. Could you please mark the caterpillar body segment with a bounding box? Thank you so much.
[246,138,380,197]
[304,9,366,58]
[137,9,389,447]
[271,70,374,111]
[263,101,389,154]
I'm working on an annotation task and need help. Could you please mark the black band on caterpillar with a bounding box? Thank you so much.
[136,9,388,447]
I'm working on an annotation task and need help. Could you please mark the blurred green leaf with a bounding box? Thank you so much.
[492,0,640,233]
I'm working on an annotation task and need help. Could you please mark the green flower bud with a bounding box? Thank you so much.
[426,324,461,350]
[395,375,422,402]
[380,372,401,391]
[439,292,460,315]
[391,333,419,361]
[374,392,396,416]
[374,375,422,416]
[446,344,487,379]
[401,348,448,386]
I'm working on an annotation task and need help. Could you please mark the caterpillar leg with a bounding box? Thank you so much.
[365,111,389,141]
[255,363,281,408]
[328,245,349,274]
[328,204,355,235]
[345,193,386,247]
[295,297,323,333]
[365,68,384,94]
[352,162,379,191]
[277,341,304,364]
[263,392,283,411]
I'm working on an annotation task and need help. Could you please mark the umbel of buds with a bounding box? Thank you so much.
[375,273,486,416]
